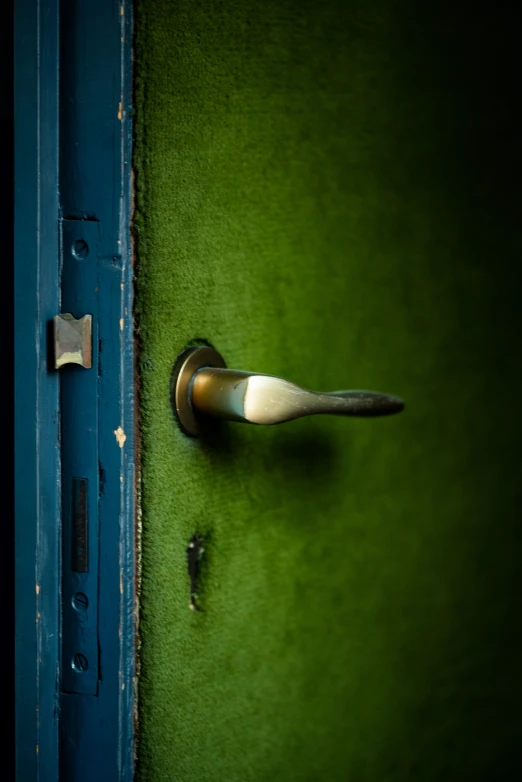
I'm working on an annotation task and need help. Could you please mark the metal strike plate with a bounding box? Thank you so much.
[54,313,92,369]
[60,220,100,697]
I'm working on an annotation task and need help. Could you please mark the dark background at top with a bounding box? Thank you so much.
[3,0,14,778]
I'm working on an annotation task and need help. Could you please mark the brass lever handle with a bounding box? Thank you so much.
[172,347,404,437]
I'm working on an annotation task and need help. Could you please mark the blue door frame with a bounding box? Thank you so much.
[14,1,135,779]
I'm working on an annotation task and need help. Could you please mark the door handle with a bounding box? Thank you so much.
[172,346,404,437]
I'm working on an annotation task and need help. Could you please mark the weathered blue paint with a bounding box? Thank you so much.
[15,0,135,779]
[58,1,135,780]
[14,0,61,779]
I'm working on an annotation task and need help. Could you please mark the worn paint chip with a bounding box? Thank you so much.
[114,426,127,447]
[36,584,40,595]
[118,102,123,120]
[120,318,124,330]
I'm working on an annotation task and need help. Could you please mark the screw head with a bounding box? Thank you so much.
[72,592,88,611]
[73,653,88,672]
[73,239,89,259]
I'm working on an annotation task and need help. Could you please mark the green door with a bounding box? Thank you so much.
[135,2,521,780]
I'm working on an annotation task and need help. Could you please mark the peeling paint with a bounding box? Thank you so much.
[120,570,123,595]
[118,102,123,120]
[122,682,125,691]
[114,426,127,447]
[36,584,40,595]
[120,318,124,331]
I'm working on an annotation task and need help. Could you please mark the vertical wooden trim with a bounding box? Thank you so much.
[14,0,61,778]
[58,0,135,779]
[15,0,135,778]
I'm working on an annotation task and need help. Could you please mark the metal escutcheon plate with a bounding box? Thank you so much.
[171,346,227,436]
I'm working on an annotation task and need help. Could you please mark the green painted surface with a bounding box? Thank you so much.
[134,2,521,779]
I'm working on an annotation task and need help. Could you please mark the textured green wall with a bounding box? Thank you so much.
[135,2,521,780]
